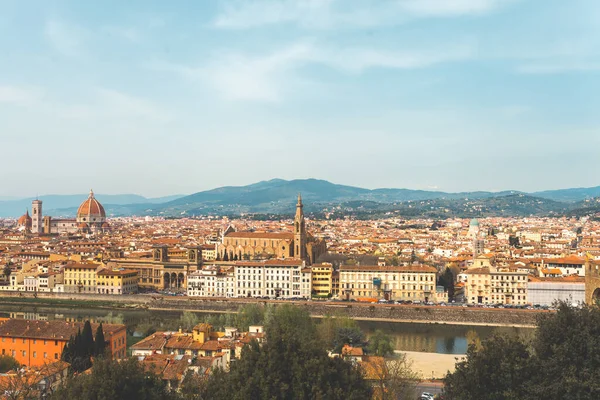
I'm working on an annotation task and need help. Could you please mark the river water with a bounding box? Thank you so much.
[0,304,533,355]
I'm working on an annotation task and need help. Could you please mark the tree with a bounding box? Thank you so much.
[51,357,177,400]
[444,303,600,400]
[437,268,455,301]
[3,264,11,281]
[443,335,533,400]
[0,355,19,373]
[223,251,229,261]
[81,321,94,358]
[332,326,365,353]
[94,323,107,357]
[61,323,94,373]
[369,354,419,400]
[180,311,200,330]
[196,305,371,400]
[367,330,394,357]
[0,366,41,400]
[528,302,600,399]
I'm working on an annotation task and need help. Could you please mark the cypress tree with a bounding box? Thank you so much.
[82,321,94,357]
[94,323,106,357]
[61,335,75,363]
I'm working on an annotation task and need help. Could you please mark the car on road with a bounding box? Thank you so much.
[420,392,435,400]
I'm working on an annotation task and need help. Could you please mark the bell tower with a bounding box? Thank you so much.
[294,194,307,260]
[31,199,42,234]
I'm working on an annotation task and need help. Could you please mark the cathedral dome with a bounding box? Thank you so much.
[76,190,106,223]
[469,218,480,227]
[18,210,32,228]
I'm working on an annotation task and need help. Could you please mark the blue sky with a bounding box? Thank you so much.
[0,0,598,197]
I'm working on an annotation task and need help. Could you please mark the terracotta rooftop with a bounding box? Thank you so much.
[0,319,125,340]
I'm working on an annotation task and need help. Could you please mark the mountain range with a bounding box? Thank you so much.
[1,179,599,218]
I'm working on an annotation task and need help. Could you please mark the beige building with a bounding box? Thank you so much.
[108,246,202,290]
[63,262,101,293]
[96,268,139,295]
[218,195,326,264]
[465,266,529,305]
[339,265,438,302]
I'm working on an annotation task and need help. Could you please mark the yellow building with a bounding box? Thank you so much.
[63,262,100,293]
[311,263,333,297]
[97,269,139,295]
[339,265,437,302]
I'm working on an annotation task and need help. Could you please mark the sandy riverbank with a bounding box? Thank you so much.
[399,350,465,379]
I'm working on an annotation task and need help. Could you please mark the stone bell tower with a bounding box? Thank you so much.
[294,194,307,260]
[31,199,43,234]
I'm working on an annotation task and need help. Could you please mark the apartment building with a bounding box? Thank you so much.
[96,268,139,294]
[187,267,235,297]
[63,262,100,293]
[465,266,529,305]
[339,265,438,302]
[233,259,311,299]
[311,263,333,297]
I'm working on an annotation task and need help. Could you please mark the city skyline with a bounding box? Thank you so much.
[1,0,599,197]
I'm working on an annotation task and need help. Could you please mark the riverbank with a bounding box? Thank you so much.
[401,351,465,379]
[0,292,542,327]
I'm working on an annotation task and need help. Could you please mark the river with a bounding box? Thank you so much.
[0,304,534,355]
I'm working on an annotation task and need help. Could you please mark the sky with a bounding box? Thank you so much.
[0,0,599,198]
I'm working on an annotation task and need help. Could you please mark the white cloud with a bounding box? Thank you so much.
[213,0,515,29]
[153,41,472,101]
[44,19,85,56]
[401,0,514,17]
[0,85,44,106]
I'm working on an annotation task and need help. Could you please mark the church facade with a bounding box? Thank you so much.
[218,195,326,265]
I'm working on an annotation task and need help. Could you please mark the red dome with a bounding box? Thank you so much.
[77,190,106,220]
[18,210,32,227]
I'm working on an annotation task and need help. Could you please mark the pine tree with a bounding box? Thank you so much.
[94,323,106,357]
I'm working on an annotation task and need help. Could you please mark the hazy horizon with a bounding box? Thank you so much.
[2,177,600,200]
[1,0,599,197]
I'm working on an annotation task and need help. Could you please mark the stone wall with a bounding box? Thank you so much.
[0,291,543,327]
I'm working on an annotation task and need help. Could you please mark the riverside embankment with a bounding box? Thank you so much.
[0,291,543,327]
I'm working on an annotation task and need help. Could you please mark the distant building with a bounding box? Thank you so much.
[218,195,326,264]
[528,277,585,306]
[233,259,312,299]
[19,190,109,235]
[465,266,529,305]
[339,265,438,302]
[187,267,234,297]
[0,319,126,367]
[96,268,139,295]
[311,263,333,297]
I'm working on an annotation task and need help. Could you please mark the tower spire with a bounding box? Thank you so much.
[297,193,302,207]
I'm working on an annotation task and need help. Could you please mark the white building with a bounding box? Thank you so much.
[233,260,311,299]
[465,266,529,305]
[528,279,585,306]
[187,267,235,298]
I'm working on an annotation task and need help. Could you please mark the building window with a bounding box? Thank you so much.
[54,353,58,359]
